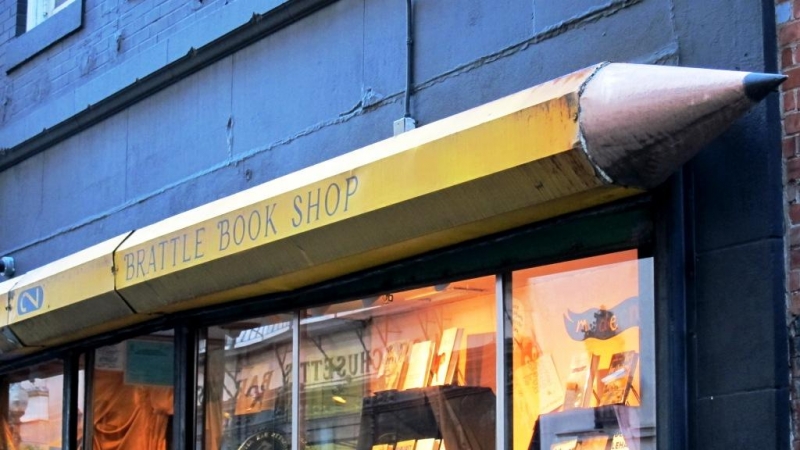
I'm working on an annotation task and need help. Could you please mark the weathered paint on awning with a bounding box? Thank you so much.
[5,233,136,351]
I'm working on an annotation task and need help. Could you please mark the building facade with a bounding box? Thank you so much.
[0,0,790,449]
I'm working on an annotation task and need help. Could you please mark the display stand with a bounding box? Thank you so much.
[530,405,652,450]
[356,385,496,450]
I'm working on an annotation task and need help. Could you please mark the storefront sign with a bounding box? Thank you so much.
[119,175,360,283]
[6,63,776,356]
[113,64,606,314]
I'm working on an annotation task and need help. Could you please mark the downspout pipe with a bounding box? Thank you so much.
[404,0,414,119]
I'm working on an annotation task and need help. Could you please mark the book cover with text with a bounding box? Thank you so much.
[598,351,638,406]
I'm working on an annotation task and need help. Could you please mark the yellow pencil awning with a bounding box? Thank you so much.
[0,63,781,355]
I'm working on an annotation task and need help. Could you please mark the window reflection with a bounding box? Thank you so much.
[198,315,293,450]
[510,251,655,450]
[92,332,175,450]
[1,360,65,450]
[300,275,497,450]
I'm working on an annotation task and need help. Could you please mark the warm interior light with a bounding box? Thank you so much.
[331,395,347,404]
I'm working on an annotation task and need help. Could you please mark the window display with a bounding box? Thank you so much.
[299,275,497,450]
[0,246,656,450]
[510,251,655,450]
[92,332,175,450]
[1,360,66,450]
[197,315,294,450]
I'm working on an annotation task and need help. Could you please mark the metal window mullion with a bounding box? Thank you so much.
[0,376,8,449]
[174,326,198,450]
[83,350,95,450]
[62,352,80,450]
[496,273,510,450]
[292,312,300,450]
[198,328,209,450]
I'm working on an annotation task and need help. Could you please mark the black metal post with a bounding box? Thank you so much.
[654,172,688,449]
[62,352,80,450]
[173,326,198,450]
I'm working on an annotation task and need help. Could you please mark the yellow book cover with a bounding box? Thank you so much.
[234,364,276,415]
[403,341,434,389]
[431,328,463,386]
[414,438,438,450]
[577,436,609,450]
[395,440,417,450]
[609,433,629,450]
[378,340,411,391]
[598,351,639,406]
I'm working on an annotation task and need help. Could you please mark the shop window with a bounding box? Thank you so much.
[510,250,655,450]
[197,315,294,450]
[91,331,175,450]
[0,359,66,450]
[299,275,497,450]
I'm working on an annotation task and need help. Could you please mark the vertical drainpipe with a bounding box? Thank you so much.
[394,0,417,136]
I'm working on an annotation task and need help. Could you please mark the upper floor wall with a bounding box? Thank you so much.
[0,0,313,151]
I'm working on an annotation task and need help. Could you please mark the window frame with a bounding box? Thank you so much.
[0,195,683,450]
[24,0,77,32]
[7,0,83,72]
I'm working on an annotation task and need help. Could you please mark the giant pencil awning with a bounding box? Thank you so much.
[0,63,784,355]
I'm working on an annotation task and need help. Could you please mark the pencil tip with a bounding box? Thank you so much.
[579,64,784,189]
[743,73,787,101]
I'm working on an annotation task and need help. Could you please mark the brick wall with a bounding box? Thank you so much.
[0,0,225,126]
[778,0,800,447]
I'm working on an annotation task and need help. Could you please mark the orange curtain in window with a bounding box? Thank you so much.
[1,419,17,450]
[92,370,173,450]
